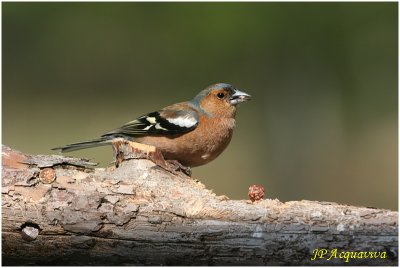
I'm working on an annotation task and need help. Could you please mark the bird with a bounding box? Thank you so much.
[53,83,251,168]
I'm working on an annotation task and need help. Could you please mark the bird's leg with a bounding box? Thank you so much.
[166,160,192,177]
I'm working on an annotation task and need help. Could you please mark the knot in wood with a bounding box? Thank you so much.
[21,225,39,241]
[39,168,56,184]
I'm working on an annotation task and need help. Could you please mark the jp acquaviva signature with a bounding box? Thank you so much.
[311,248,387,262]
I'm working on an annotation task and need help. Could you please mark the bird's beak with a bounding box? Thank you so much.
[230,89,252,105]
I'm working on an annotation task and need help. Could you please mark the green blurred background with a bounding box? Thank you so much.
[3,2,398,210]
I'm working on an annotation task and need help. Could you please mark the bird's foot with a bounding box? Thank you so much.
[166,160,192,177]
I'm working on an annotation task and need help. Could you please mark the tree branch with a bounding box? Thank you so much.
[2,145,398,265]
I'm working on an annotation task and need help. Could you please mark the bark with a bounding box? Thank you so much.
[1,144,398,266]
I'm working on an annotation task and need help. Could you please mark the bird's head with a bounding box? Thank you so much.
[191,83,251,118]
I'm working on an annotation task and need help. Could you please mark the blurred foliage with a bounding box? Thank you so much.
[3,2,397,209]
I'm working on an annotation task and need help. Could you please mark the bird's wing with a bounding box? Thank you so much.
[103,104,199,137]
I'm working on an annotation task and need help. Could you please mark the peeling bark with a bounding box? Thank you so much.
[1,145,398,266]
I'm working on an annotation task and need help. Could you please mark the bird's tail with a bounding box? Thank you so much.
[52,137,111,153]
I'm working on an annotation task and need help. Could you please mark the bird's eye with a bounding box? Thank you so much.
[217,92,225,99]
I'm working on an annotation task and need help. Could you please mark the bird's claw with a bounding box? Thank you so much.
[166,160,192,176]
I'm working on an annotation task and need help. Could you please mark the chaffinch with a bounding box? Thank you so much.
[53,83,251,168]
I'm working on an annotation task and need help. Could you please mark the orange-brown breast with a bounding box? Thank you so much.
[135,116,236,167]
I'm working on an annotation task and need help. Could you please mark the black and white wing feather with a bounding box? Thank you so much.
[103,107,199,137]
[53,105,199,153]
